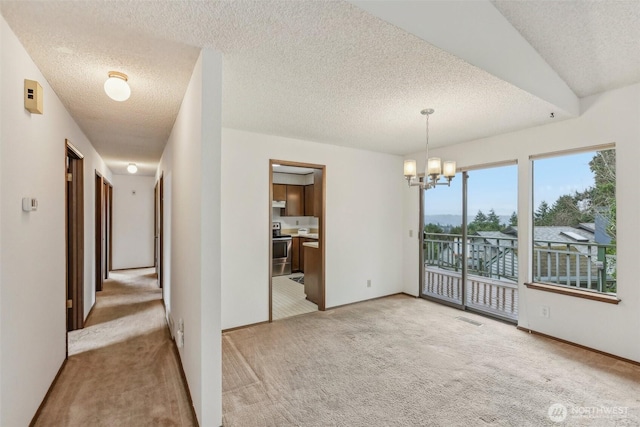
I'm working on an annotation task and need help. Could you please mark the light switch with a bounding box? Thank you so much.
[22,197,38,212]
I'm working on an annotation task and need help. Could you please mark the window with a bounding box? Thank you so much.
[532,148,616,295]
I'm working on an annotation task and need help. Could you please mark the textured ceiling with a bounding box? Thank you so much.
[492,0,640,98]
[1,1,638,176]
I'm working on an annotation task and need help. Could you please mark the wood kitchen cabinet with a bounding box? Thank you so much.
[304,244,321,305]
[273,184,286,201]
[298,237,316,273]
[304,184,314,216]
[313,169,323,218]
[292,237,300,271]
[285,185,304,216]
[273,183,315,217]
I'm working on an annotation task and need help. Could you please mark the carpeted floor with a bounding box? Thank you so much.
[222,294,640,426]
[34,268,196,427]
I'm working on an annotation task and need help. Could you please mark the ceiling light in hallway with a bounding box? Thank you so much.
[104,71,131,101]
[127,163,138,174]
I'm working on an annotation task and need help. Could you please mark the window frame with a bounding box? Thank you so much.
[528,144,618,302]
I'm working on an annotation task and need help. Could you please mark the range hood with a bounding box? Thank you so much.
[272,200,286,208]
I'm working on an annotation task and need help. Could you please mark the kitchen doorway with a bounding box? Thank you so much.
[269,160,326,322]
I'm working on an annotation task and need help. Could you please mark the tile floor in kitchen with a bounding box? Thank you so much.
[272,273,318,320]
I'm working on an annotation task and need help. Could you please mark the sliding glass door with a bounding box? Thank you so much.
[421,164,519,322]
[421,172,464,308]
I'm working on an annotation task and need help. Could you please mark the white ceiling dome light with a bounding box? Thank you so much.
[127,163,138,174]
[104,71,131,101]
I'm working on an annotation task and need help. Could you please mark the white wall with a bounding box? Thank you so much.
[404,83,640,362]
[221,129,405,330]
[156,49,222,427]
[112,174,155,269]
[0,14,4,423]
[0,16,111,426]
[272,209,318,231]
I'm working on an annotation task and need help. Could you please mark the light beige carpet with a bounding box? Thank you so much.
[223,294,640,426]
[34,268,196,427]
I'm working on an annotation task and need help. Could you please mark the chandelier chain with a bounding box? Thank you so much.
[424,112,430,177]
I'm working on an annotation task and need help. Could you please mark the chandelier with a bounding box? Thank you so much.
[404,108,456,189]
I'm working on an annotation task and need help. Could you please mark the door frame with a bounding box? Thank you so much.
[95,172,112,292]
[419,163,519,323]
[65,140,84,333]
[155,173,164,291]
[268,160,326,322]
[418,172,468,310]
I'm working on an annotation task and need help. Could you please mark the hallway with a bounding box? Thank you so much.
[33,268,196,426]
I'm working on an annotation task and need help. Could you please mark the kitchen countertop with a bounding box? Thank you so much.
[302,241,319,248]
[287,232,318,239]
[295,233,318,239]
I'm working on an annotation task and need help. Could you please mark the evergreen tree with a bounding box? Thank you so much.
[449,225,463,235]
[589,150,616,239]
[509,211,518,226]
[424,223,444,234]
[486,209,501,231]
[473,210,487,226]
[534,201,551,226]
[548,194,584,226]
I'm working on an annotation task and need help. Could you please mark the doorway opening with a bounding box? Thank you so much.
[420,163,519,323]
[66,140,84,333]
[269,160,326,321]
[95,172,113,292]
[155,174,164,294]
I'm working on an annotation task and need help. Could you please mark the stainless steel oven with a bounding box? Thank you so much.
[272,222,292,276]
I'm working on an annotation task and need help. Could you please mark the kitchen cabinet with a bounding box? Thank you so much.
[289,236,315,273]
[298,237,316,273]
[273,184,286,201]
[304,244,321,305]
[292,237,300,271]
[313,169,323,217]
[285,185,304,216]
[304,184,314,216]
[273,183,314,217]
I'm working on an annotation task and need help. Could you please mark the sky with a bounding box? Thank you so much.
[424,151,596,218]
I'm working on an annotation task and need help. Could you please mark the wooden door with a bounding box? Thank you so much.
[103,181,112,279]
[95,174,105,292]
[159,175,164,289]
[154,182,158,269]
[108,183,113,273]
[66,141,84,332]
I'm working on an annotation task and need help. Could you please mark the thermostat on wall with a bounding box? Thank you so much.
[24,79,43,114]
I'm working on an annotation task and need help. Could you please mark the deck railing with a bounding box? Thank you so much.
[423,266,519,321]
[424,232,617,293]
